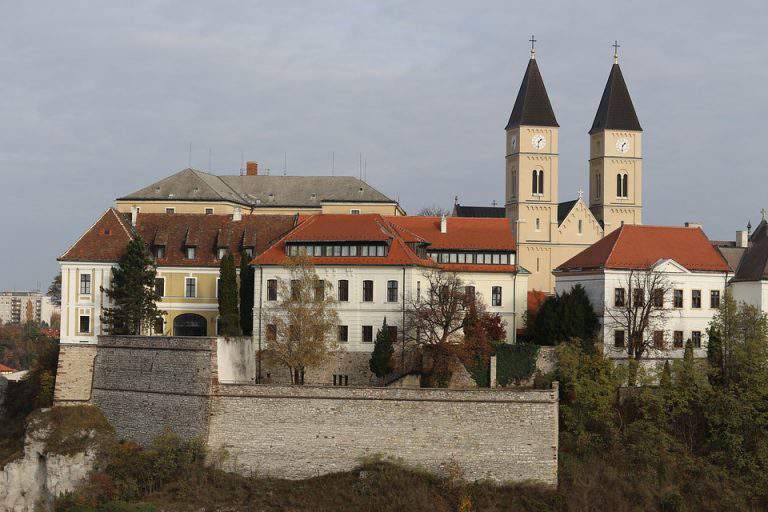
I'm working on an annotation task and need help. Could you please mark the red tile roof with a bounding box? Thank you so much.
[386,216,516,251]
[557,225,730,273]
[0,363,17,373]
[253,214,518,273]
[60,209,297,267]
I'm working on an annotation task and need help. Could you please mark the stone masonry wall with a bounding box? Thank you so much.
[208,383,559,485]
[89,336,215,445]
[54,345,98,404]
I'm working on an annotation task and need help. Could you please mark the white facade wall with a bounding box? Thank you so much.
[729,280,768,312]
[254,265,528,354]
[556,265,728,361]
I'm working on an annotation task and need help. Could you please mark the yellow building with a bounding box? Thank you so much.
[458,46,643,294]
[115,162,405,217]
[58,208,297,343]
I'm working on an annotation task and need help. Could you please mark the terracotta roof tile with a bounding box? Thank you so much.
[0,363,18,373]
[557,225,730,273]
[58,209,134,262]
[386,216,516,251]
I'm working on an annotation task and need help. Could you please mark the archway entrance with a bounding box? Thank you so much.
[173,313,207,336]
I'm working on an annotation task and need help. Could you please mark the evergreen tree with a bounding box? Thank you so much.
[527,285,598,350]
[369,317,395,378]
[239,251,255,336]
[218,252,241,336]
[102,236,163,335]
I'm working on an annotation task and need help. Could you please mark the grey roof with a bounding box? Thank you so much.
[505,58,559,130]
[557,200,578,225]
[590,63,642,134]
[118,168,396,207]
[716,246,747,273]
[453,205,506,218]
[733,220,768,281]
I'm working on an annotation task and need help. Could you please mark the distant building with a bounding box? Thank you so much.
[0,291,59,326]
[114,164,405,217]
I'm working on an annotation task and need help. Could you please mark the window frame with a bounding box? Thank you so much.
[362,325,373,343]
[154,277,165,298]
[692,330,702,348]
[673,330,684,348]
[185,246,196,260]
[185,277,197,298]
[673,289,684,309]
[691,289,702,309]
[491,286,502,307]
[78,314,90,334]
[79,273,92,295]
[710,290,720,309]
[387,280,398,303]
[614,288,625,307]
[362,280,374,302]
[338,279,349,302]
[614,330,625,348]
[338,325,349,343]
[267,279,278,301]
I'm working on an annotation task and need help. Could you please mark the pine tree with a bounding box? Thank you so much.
[102,236,163,335]
[369,317,395,378]
[218,252,241,336]
[239,251,254,336]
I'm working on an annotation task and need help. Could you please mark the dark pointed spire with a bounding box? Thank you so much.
[505,56,559,130]
[589,58,641,134]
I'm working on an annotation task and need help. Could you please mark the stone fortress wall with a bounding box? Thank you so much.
[54,336,559,485]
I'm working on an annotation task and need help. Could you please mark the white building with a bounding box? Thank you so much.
[253,214,529,383]
[555,225,731,361]
[0,291,59,326]
[722,218,768,311]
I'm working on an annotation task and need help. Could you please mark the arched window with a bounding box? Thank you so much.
[537,170,544,194]
[616,173,623,197]
[617,172,629,198]
[622,174,629,198]
[535,217,541,231]
[531,170,538,194]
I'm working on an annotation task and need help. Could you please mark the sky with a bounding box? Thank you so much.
[1,1,767,290]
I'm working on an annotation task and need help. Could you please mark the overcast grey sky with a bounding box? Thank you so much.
[1,1,766,290]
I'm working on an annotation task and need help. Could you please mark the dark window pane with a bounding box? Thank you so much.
[338,280,349,301]
[267,279,277,301]
[363,280,374,302]
[362,325,373,342]
[387,280,398,302]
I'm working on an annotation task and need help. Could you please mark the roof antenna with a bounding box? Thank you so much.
[240,150,245,176]
[283,152,287,176]
[364,157,367,181]
[359,152,362,179]
[188,142,192,168]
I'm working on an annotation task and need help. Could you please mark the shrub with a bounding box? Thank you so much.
[495,343,539,386]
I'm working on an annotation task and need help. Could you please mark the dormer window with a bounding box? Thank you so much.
[186,246,196,259]
[217,248,227,259]
[243,248,254,258]
[166,207,175,214]
[154,246,166,259]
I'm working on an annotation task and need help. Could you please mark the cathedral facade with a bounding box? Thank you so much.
[502,47,643,293]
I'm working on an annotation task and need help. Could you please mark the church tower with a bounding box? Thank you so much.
[588,46,643,233]
[505,43,560,291]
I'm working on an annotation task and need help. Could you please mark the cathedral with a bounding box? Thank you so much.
[458,44,644,293]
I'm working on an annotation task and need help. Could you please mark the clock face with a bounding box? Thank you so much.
[532,135,546,150]
[616,137,630,153]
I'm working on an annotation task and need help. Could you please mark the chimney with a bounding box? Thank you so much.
[440,214,447,234]
[684,222,703,229]
[130,206,138,226]
[737,230,748,248]
[246,161,258,176]
[233,206,242,222]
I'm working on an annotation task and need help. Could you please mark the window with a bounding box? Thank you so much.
[492,286,502,307]
[266,324,277,342]
[465,285,476,305]
[387,325,398,342]
[532,170,538,195]
[617,173,628,198]
[154,245,165,259]
[614,288,625,307]
[653,330,665,349]
[333,374,350,386]
[244,248,253,258]
[387,280,398,302]
[652,288,664,308]
[673,331,684,348]
[363,280,374,302]
[350,209,361,215]
[314,280,325,301]
[338,325,349,343]
[614,330,625,347]
[153,318,164,335]
[78,315,90,334]
[692,290,702,309]
[216,278,221,298]
[536,258,540,272]
[166,207,175,214]
[186,247,196,259]
[217,247,227,259]
[632,288,644,307]
[338,280,349,301]
[267,279,277,301]
[185,278,196,298]
[79,274,92,295]
[578,219,583,235]
[710,290,721,309]
[154,278,165,297]
[673,289,683,308]
[362,325,373,343]
[291,280,300,301]
[205,208,214,215]
[535,218,541,231]
[692,331,702,348]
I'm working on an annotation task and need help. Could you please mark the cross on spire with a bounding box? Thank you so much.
[578,187,584,199]
[613,40,620,64]
[762,208,766,221]
[529,34,537,59]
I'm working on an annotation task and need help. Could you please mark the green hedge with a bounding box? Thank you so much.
[495,344,539,386]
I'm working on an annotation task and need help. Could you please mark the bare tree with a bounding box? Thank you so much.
[264,255,340,384]
[417,205,451,217]
[605,268,672,360]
